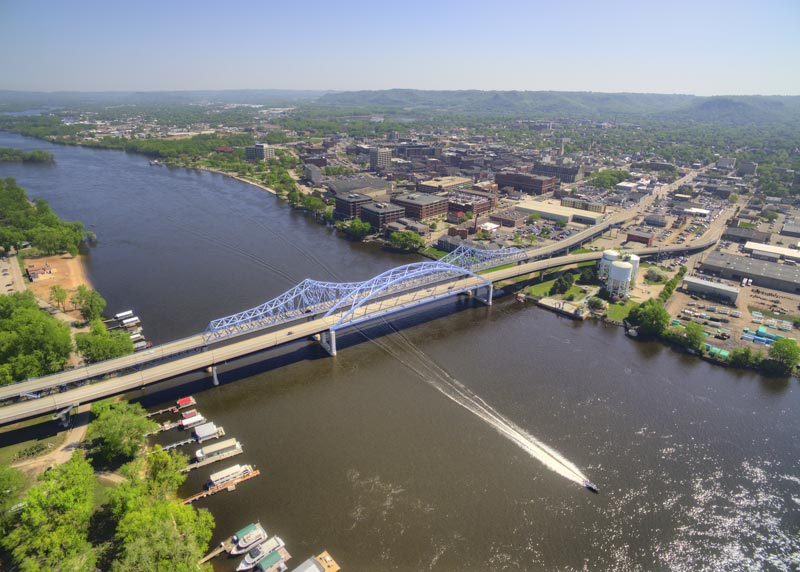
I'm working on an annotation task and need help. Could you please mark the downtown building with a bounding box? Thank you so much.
[245,143,275,162]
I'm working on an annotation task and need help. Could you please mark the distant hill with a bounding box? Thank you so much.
[313,89,800,125]
[0,89,328,109]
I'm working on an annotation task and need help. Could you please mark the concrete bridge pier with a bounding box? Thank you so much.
[318,330,337,356]
[211,365,219,386]
[479,283,494,305]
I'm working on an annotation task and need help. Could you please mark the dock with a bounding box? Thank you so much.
[145,420,179,436]
[199,536,235,564]
[182,469,261,504]
[181,448,243,472]
[146,406,179,418]
[160,438,196,452]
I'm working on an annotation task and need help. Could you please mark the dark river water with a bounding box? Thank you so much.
[1,132,798,571]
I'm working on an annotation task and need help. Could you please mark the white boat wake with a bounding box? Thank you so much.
[360,324,590,486]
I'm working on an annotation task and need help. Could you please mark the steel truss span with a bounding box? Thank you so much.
[441,243,531,270]
[203,261,493,342]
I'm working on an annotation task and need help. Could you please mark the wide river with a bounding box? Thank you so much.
[1,131,798,571]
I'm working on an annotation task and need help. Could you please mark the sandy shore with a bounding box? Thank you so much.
[23,253,93,322]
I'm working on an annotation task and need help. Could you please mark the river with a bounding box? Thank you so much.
[1,131,798,571]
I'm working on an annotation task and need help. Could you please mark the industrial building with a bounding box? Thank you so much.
[360,202,405,230]
[682,276,740,304]
[699,251,800,294]
[626,230,654,246]
[644,214,668,228]
[391,193,448,220]
[780,223,800,238]
[722,226,771,244]
[743,242,800,263]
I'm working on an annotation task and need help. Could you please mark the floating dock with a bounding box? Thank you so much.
[181,469,261,505]
[181,447,242,472]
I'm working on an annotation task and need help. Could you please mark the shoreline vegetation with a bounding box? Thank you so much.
[0,146,54,164]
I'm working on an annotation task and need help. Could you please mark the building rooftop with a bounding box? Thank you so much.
[392,192,448,206]
[683,275,740,295]
[701,251,800,283]
[744,241,800,261]
[361,201,404,215]
[335,192,372,204]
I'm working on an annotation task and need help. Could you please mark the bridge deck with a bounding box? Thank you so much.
[0,234,718,426]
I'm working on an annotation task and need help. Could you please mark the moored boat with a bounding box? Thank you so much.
[237,536,285,571]
[584,480,599,494]
[230,522,268,556]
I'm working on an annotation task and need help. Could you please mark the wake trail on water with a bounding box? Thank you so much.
[360,323,590,486]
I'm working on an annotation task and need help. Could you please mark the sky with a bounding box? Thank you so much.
[1,0,798,96]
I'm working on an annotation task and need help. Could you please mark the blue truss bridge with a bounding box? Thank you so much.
[0,238,716,425]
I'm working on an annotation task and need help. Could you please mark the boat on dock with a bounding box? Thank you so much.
[196,438,241,461]
[114,310,134,321]
[193,421,225,442]
[180,409,206,429]
[146,396,196,418]
[208,464,254,489]
[254,548,290,572]
[231,522,269,556]
[182,466,260,504]
[237,536,285,571]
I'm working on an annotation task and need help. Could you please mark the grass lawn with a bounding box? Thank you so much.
[420,246,448,260]
[607,300,639,321]
[0,414,69,466]
[571,247,593,254]
[527,278,557,297]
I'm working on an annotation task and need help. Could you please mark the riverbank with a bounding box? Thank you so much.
[190,165,279,196]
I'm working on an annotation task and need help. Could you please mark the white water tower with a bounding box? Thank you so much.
[607,261,634,297]
[627,254,640,285]
[599,249,620,280]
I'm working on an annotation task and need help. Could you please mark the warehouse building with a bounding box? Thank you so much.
[682,276,740,304]
[699,251,800,294]
[722,226,771,244]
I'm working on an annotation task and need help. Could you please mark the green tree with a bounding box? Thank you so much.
[0,291,73,384]
[767,338,800,375]
[587,296,606,311]
[88,399,159,463]
[71,285,107,322]
[48,284,68,311]
[526,213,541,224]
[2,453,96,572]
[145,447,188,499]
[683,322,706,352]
[388,231,425,251]
[0,465,25,535]
[627,298,670,338]
[729,346,756,368]
[111,499,214,572]
[338,217,372,240]
[75,319,134,363]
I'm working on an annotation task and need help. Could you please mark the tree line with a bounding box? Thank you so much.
[1,398,214,571]
[0,178,86,255]
[0,147,55,163]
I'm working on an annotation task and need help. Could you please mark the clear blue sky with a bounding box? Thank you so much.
[1,0,798,95]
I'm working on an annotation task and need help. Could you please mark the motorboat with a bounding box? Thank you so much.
[584,480,599,494]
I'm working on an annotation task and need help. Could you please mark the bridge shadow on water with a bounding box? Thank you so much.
[131,295,495,410]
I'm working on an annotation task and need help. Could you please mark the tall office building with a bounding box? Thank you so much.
[369,148,391,172]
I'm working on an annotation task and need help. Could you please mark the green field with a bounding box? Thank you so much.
[0,414,69,466]
[607,300,639,321]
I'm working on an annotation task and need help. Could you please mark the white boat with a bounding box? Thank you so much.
[230,522,268,555]
[207,464,253,489]
[237,536,285,571]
